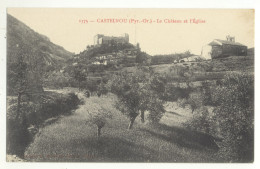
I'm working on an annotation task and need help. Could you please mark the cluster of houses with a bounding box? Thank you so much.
[92,48,138,65]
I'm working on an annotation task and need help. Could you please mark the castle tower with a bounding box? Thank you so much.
[124,33,129,43]
[94,34,104,45]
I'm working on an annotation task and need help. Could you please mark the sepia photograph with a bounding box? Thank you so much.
[5,8,254,163]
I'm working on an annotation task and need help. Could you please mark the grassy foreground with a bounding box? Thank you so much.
[24,92,223,162]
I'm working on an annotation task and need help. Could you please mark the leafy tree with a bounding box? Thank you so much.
[44,71,69,89]
[85,104,112,137]
[97,81,108,97]
[65,63,87,91]
[184,50,192,57]
[138,80,166,123]
[183,106,215,135]
[111,73,141,129]
[109,71,165,128]
[212,72,254,162]
[146,97,165,123]
[136,51,148,64]
[7,44,45,119]
[85,79,99,94]
[150,73,167,99]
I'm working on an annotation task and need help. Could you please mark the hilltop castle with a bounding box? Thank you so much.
[94,33,129,45]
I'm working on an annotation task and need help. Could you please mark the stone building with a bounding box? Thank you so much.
[201,36,247,59]
[94,33,129,45]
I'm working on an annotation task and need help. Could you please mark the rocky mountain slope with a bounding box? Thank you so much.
[7,14,73,65]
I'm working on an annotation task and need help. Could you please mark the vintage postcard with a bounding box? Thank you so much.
[5,8,254,163]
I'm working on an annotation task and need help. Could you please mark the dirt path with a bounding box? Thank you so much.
[24,91,221,162]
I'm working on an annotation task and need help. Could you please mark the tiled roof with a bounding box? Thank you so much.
[208,41,221,46]
[210,39,247,46]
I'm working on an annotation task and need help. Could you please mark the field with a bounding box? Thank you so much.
[24,91,223,162]
[21,55,254,162]
[7,54,254,162]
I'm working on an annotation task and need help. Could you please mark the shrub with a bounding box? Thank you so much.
[164,83,192,101]
[195,62,213,72]
[97,81,109,96]
[200,81,216,106]
[177,91,203,113]
[7,104,32,157]
[44,72,70,89]
[7,92,81,158]
[169,65,188,77]
[85,79,99,94]
[183,106,216,135]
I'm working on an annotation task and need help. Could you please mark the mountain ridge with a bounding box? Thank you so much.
[7,14,73,64]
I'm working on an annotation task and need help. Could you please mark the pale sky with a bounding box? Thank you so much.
[7,8,254,55]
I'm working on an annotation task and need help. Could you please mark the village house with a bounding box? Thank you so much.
[201,36,247,59]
